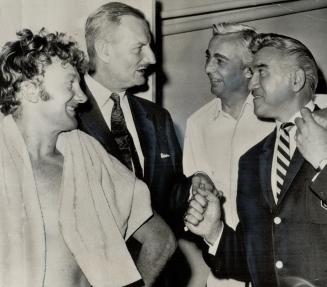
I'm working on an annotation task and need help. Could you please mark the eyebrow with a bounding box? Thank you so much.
[132,42,144,47]
[253,63,268,69]
[205,50,229,61]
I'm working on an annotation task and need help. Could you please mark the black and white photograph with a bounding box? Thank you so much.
[0,0,326,286]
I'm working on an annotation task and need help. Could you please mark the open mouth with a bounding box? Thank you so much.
[252,91,262,99]
[209,76,222,83]
[66,104,78,116]
[210,79,223,86]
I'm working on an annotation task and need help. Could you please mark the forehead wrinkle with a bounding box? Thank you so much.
[210,37,244,62]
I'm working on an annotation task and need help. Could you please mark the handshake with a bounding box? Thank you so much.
[184,172,224,245]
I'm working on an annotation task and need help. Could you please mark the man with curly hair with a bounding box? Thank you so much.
[0,28,153,287]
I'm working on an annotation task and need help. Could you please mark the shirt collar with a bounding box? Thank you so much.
[84,73,126,107]
[213,93,253,120]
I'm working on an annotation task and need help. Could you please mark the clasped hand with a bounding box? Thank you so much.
[184,172,223,245]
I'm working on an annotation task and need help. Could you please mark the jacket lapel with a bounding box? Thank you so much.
[259,129,276,210]
[127,94,156,184]
[77,77,123,162]
[277,105,320,204]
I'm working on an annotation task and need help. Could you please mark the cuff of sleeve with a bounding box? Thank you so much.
[188,185,192,201]
[204,222,224,255]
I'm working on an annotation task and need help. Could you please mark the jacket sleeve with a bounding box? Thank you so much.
[161,111,193,236]
[202,223,251,282]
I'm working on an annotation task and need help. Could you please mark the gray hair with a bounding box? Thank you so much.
[85,2,145,71]
[212,23,257,66]
[250,33,318,93]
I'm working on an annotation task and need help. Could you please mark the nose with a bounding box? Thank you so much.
[144,45,156,65]
[75,86,87,103]
[248,72,259,92]
[205,58,215,75]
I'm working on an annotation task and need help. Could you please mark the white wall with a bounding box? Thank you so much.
[0,0,155,101]
[161,7,327,143]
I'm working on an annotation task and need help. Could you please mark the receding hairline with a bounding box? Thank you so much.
[85,2,149,68]
[209,33,253,64]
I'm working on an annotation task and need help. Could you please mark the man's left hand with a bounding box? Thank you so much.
[313,107,327,129]
[191,172,219,197]
[295,108,327,169]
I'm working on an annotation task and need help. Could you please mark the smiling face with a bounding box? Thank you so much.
[103,15,156,91]
[205,35,249,99]
[39,59,87,131]
[249,46,296,121]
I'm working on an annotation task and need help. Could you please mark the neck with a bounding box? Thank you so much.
[220,91,248,119]
[277,93,312,122]
[15,116,60,161]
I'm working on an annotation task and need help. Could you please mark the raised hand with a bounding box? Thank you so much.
[313,107,327,129]
[184,185,223,245]
[295,108,327,169]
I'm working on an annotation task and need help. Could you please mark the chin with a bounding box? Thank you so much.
[212,87,223,97]
[254,107,271,119]
[253,105,263,118]
[61,119,78,132]
[135,75,147,85]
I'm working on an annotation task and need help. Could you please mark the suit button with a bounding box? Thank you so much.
[274,217,281,224]
[275,260,283,269]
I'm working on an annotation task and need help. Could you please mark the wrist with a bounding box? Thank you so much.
[204,221,223,245]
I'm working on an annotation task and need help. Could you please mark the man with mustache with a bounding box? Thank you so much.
[76,2,189,286]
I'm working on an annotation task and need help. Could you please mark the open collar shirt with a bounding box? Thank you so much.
[183,94,274,228]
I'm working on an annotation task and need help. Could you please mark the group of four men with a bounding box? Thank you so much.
[0,1,326,287]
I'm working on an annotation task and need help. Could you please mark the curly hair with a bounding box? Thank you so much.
[0,28,87,115]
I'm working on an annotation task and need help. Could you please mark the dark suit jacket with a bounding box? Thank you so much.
[76,78,191,232]
[204,129,327,287]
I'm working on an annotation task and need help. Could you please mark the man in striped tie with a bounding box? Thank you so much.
[184,33,327,287]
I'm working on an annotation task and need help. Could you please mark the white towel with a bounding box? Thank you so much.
[0,115,152,287]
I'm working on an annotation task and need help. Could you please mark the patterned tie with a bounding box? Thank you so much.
[275,122,294,201]
[110,93,143,178]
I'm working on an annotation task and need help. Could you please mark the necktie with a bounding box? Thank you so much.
[275,122,294,201]
[110,93,143,178]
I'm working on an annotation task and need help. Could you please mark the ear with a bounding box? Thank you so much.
[19,81,40,103]
[94,39,111,63]
[291,68,305,93]
[212,24,218,36]
[243,67,253,79]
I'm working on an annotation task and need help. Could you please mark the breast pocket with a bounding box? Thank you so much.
[308,182,327,224]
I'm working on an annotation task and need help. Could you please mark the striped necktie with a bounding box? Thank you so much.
[110,93,143,178]
[275,122,294,201]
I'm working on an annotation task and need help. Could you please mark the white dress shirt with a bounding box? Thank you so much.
[183,94,274,287]
[184,94,274,229]
[84,74,144,174]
